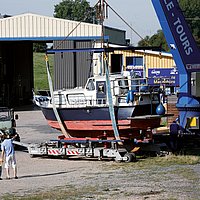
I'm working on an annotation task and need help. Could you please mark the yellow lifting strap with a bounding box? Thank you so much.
[104,53,122,144]
[45,54,71,138]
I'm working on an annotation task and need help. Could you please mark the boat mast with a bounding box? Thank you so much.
[98,0,121,142]
[96,0,107,74]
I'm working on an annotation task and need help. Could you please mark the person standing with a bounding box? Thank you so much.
[1,134,18,179]
[0,158,2,180]
[169,120,180,154]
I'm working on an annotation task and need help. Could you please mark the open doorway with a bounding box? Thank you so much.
[110,54,123,73]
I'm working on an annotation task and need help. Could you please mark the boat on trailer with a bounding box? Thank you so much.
[34,71,165,139]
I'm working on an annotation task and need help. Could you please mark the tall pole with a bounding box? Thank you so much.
[96,0,107,74]
[98,0,121,142]
[100,0,105,74]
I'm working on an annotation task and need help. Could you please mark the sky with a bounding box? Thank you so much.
[1,0,161,45]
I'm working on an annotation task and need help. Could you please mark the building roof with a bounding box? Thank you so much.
[0,13,102,41]
[135,49,173,57]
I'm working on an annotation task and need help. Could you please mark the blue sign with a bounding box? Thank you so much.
[148,68,179,86]
[127,68,179,86]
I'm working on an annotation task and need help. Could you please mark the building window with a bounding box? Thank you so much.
[126,56,143,67]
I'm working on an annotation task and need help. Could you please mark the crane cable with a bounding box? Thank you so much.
[104,0,150,45]
[53,4,98,49]
[45,6,97,138]
[54,20,82,50]
[54,0,149,49]
[45,0,148,139]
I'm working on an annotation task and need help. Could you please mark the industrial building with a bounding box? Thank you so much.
[0,12,178,107]
[0,13,127,107]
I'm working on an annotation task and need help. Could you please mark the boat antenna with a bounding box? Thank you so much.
[95,0,109,74]
[96,0,122,142]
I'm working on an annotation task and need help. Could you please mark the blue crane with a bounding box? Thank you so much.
[152,0,200,134]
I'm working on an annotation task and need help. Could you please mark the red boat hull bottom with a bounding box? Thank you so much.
[47,118,161,138]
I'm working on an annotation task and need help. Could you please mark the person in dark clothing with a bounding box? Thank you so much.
[169,120,180,153]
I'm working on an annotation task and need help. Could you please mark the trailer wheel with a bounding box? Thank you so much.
[130,152,137,162]
[124,153,134,162]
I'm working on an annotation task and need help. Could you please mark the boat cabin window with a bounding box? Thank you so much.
[119,79,129,94]
[86,79,95,91]
[67,94,86,105]
[54,94,66,105]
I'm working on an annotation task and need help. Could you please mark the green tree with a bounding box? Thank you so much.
[137,36,150,47]
[33,43,47,52]
[138,0,200,50]
[138,30,169,52]
[179,0,200,45]
[54,0,97,24]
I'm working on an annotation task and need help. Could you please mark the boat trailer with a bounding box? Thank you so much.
[13,138,137,162]
[13,136,167,162]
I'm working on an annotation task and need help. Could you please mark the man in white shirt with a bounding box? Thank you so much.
[1,134,18,179]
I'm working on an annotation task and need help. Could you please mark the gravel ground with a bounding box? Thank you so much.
[0,106,199,200]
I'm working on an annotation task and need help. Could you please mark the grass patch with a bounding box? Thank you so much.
[1,185,125,200]
[2,185,105,200]
[103,154,200,171]
[33,52,54,91]
[158,154,200,165]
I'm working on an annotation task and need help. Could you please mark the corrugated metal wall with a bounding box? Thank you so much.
[53,40,92,90]
[76,41,93,87]
[0,13,101,38]
[54,41,74,90]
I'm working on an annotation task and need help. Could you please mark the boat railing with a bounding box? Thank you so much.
[84,77,154,107]
[83,77,151,107]
[66,95,108,107]
[52,75,160,108]
[112,76,150,96]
